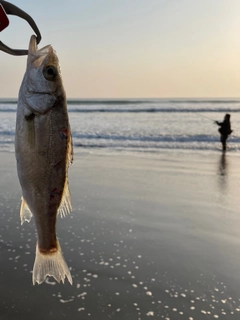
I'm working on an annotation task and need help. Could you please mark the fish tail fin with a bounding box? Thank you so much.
[32,239,72,285]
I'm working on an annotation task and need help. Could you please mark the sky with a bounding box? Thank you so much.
[0,0,240,98]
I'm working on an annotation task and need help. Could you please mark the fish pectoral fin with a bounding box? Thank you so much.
[20,197,33,225]
[58,181,72,218]
[32,240,72,285]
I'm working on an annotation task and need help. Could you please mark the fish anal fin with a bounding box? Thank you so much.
[20,197,33,225]
[58,180,72,218]
[32,239,72,285]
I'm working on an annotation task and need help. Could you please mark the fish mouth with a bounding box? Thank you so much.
[28,35,53,67]
[29,35,51,54]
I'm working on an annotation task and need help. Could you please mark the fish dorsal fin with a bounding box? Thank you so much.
[58,180,72,218]
[20,197,33,225]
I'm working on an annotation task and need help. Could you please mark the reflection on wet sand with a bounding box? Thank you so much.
[218,152,228,192]
[217,152,230,208]
[219,152,227,177]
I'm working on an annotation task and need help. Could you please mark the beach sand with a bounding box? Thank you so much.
[1,150,240,320]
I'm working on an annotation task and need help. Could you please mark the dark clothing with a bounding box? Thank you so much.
[216,116,232,151]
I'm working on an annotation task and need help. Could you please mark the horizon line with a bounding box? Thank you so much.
[1,97,240,101]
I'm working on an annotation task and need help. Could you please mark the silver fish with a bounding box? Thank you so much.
[15,35,73,285]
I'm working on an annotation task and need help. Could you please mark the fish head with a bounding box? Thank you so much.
[22,35,64,114]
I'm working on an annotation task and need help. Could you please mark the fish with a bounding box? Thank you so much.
[15,35,73,285]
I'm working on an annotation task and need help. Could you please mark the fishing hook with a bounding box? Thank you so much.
[0,0,41,55]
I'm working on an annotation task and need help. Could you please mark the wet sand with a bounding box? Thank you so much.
[1,150,240,320]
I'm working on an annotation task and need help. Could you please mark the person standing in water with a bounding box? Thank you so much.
[215,114,232,151]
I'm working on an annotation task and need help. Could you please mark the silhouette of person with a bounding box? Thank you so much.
[215,114,232,151]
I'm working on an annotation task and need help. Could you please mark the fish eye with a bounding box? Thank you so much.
[43,65,58,81]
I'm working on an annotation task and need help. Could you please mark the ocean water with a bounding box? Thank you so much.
[1,98,240,153]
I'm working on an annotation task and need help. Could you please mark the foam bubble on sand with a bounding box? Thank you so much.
[60,298,74,303]
[146,311,154,316]
[77,292,87,298]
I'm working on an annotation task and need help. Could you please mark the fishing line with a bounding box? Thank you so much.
[195,112,215,122]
